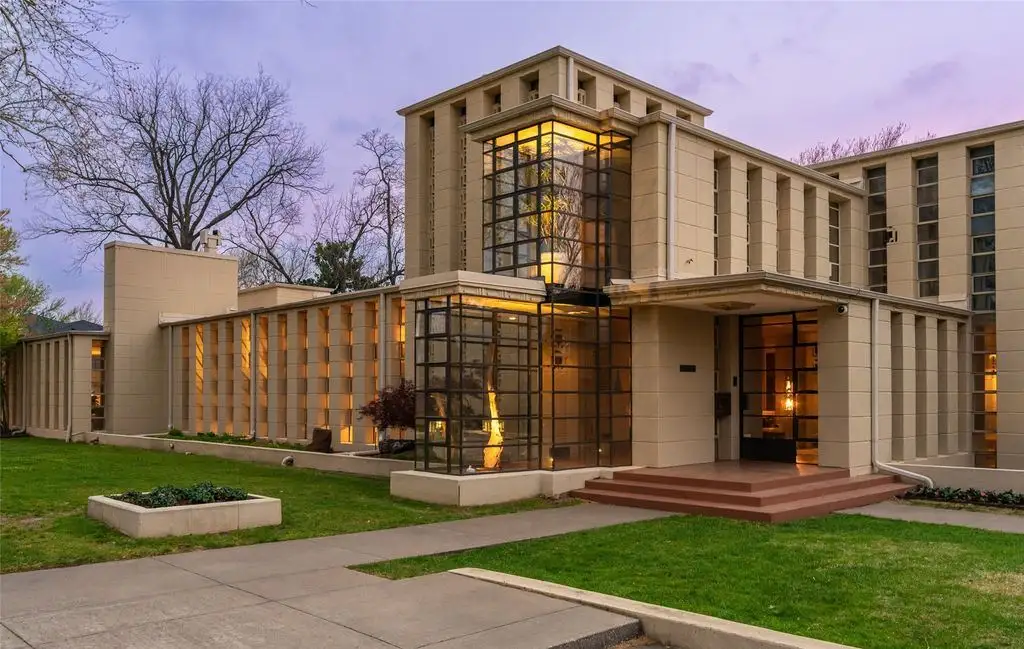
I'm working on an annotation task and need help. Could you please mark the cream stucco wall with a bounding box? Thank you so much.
[237,284,332,310]
[104,243,238,436]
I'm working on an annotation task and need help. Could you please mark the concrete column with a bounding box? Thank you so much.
[328,304,353,444]
[630,122,667,281]
[233,319,249,436]
[890,313,917,460]
[915,316,939,459]
[803,185,831,281]
[885,155,915,299]
[937,320,960,454]
[995,130,1024,468]
[817,302,872,475]
[404,116,424,278]
[306,308,325,431]
[748,167,778,272]
[955,322,971,455]
[285,311,301,442]
[844,198,868,287]
[185,326,198,433]
[875,305,893,464]
[352,300,378,445]
[673,133,715,277]
[631,306,715,467]
[217,322,231,435]
[464,115,484,273]
[938,148,970,300]
[432,108,457,273]
[267,315,284,440]
[718,155,749,274]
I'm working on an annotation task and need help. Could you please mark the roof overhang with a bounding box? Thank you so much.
[400,271,548,303]
[605,272,972,320]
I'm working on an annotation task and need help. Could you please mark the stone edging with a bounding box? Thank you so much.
[87,493,281,538]
[449,568,857,649]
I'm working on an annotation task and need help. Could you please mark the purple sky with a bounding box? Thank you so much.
[3,0,1022,315]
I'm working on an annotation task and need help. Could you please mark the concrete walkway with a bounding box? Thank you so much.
[0,504,667,649]
[842,501,1024,534]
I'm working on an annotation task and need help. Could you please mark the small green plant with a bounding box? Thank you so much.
[114,481,249,508]
[901,485,1023,509]
[166,427,184,438]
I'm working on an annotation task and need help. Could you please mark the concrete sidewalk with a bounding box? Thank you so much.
[842,501,1024,534]
[0,504,666,649]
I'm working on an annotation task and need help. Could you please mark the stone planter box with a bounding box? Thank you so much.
[87,494,281,538]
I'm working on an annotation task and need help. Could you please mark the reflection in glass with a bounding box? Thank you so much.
[414,295,631,474]
[482,121,631,290]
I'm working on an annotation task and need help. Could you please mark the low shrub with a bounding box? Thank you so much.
[901,485,1024,509]
[114,481,250,508]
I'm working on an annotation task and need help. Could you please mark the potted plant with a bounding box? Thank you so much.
[358,380,415,455]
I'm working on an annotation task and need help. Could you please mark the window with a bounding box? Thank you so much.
[713,165,720,275]
[425,116,436,273]
[414,294,631,474]
[970,145,995,312]
[915,156,939,297]
[866,167,887,292]
[482,122,631,289]
[828,201,840,283]
[90,340,106,431]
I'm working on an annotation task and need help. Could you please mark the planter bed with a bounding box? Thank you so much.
[898,485,1024,510]
[88,484,281,538]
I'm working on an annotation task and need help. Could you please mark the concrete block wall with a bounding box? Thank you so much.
[167,291,404,449]
[631,306,715,467]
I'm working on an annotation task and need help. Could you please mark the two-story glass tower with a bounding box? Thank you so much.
[399,46,1024,476]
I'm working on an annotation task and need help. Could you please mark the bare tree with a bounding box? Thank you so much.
[25,64,325,265]
[228,187,323,288]
[0,0,123,168]
[795,122,936,166]
[354,129,404,285]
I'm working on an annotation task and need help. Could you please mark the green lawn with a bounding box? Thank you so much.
[0,437,569,574]
[359,515,1024,649]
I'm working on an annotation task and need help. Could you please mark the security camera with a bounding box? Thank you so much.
[835,304,849,316]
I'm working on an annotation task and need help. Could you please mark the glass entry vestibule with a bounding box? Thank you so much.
[739,311,819,464]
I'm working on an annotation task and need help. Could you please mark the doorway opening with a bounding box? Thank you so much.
[739,311,819,464]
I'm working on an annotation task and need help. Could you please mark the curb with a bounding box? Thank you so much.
[449,568,857,649]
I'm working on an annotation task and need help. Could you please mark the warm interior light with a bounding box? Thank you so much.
[783,376,795,413]
[482,382,503,470]
[539,251,566,284]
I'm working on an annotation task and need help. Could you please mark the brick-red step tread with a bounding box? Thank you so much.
[571,482,910,523]
[584,474,898,507]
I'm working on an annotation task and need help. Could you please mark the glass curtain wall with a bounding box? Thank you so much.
[482,121,631,288]
[416,120,633,474]
[740,312,819,464]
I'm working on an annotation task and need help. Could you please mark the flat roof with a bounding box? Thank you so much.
[397,46,713,118]
[811,120,1024,170]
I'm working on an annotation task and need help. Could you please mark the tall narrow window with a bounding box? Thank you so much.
[866,166,888,292]
[828,201,840,283]
[90,340,106,431]
[746,172,751,272]
[426,116,436,273]
[208,322,218,432]
[713,166,720,275]
[915,156,939,297]
[969,144,996,468]
[319,307,330,427]
[239,318,251,433]
[969,145,996,312]
[194,324,204,432]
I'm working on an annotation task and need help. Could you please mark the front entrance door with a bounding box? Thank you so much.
[739,312,819,464]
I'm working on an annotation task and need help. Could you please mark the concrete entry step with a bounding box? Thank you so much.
[582,474,898,507]
[572,463,910,522]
